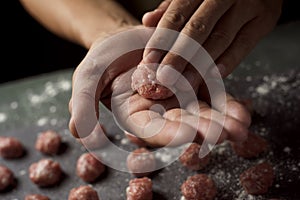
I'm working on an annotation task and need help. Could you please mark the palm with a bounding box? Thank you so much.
[103,67,251,148]
[69,26,251,148]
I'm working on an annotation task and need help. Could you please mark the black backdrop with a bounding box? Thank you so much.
[1,0,299,84]
[1,1,87,84]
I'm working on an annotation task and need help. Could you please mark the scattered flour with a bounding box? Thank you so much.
[0,112,7,123]
[28,79,71,105]
[36,117,49,126]
[10,101,18,109]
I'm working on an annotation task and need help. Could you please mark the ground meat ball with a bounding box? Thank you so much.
[0,136,24,159]
[29,158,62,187]
[181,174,217,200]
[126,148,156,177]
[0,164,15,191]
[131,64,173,100]
[25,194,50,200]
[179,143,211,171]
[230,132,269,159]
[239,161,275,195]
[76,152,105,183]
[68,185,99,200]
[135,84,173,100]
[35,130,62,155]
[126,177,153,200]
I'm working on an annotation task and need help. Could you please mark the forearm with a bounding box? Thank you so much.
[19,0,140,49]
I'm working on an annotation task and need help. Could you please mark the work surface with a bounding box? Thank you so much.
[0,21,300,200]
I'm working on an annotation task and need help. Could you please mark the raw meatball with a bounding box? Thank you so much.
[0,164,15,191]
[181,174,217,200]
[126,148,156,177]
[68,185,99,200]
[35,130,62,155]
[230,132,269,158]
[179,143,211,171]
[76,152,105,183]
[25,194,50,200]
[0,136,24,158]
[131,64,173,100]
[126,177,153,200]
[29,158,62,187]
[239,161,275,195]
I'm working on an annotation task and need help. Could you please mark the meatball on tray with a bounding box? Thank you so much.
[0,22,300,200]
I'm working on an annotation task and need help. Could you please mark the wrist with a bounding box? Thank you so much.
[72,1,140,49]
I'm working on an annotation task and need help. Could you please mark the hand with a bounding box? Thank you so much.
[107,68,251,147]
[68,25,251,147]
[141,0,283,85]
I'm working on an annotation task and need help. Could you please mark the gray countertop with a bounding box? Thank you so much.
[0,21,299,200]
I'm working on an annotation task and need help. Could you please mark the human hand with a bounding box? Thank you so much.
[107,68,251,147]
[68,25,251,147]
[141,0,283,85]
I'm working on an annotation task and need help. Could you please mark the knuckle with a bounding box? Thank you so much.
[179,0,195,9]
[78,88,95,102]
[163,10,186,27]
[209,30,233,46]
[236,34,255,51]
[185,19,209,37]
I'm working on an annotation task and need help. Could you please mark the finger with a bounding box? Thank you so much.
[223,94,252,128]
[69,58,103,139]
[70,50,144,138]
[186,100,248,142]
[196,83,251,128]
[124,131,148,147]
[142,0,203,64]
[202,4,256,65]
[198,81,251,128]
[142,0,172,27]
[127,110,198,147]
[216,18,267,77]
[163,108,228,144]
[156,0,235,85]
[175,65,203,92]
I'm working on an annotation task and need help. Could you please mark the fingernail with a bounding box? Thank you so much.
[144,50,162,64]
[157,65,179,86]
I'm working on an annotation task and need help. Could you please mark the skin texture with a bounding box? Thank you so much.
[19,0,256,147]
[142,0,283,85]
[125,131,148,147]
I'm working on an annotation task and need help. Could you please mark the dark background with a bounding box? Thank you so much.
[1,0,299,84]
